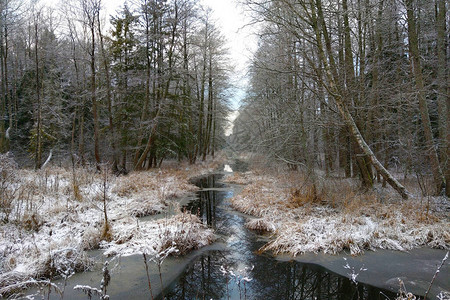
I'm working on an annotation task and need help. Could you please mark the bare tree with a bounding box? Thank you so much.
[404,0,446,195]
[81,0,102,171]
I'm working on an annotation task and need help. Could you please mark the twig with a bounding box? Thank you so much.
[424,251,448,300]
[143,253,154,300]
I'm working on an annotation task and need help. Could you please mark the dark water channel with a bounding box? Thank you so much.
[27,163,448,299]
[161,171,398,300]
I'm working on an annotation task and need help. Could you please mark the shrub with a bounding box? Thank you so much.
[0,153,19,223]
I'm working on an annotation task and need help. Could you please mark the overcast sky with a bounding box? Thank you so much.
[200,0,256,109]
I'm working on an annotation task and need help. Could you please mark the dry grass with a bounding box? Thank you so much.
[101,212,216,258]
[245,218,276,232]
[224,172,252,185]
[229,164,450,256]
[158,213,216,255]
[101,222,113,242]
[288,184,324,208]
[0,155,223,294]
[0,247,93,298]
[21,213,43,232]
[81,227,102,250]
[113,172,160,197]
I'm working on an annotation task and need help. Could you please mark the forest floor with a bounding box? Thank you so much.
[0,154,222,297]
[224,160,450,257]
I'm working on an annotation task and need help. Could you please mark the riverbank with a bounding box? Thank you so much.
[226,167,449,256]
[0,155,220,297]
[225,164,449,297]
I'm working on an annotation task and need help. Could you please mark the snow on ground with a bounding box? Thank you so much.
[0,154,220,296]
[225,169,450,257]
[101,212,215,257]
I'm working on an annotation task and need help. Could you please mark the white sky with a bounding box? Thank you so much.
[200,0,256,110]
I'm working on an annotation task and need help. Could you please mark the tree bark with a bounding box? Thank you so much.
[83,0,102,171]
[134,0,152,167]
[91,23,101,171]
[343,0,373,188]
[0,19,5,153]
[34,16,42,169]
[405,0,445,194]
[338,104,409,199]
[436,0,449,196]
[97,10,117,171]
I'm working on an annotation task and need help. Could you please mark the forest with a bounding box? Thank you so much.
[0,0,231,172]
[0,0,448,196]
[0,0,449,298]
[232,0,449,198]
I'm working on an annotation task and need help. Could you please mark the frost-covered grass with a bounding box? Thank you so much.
[0,154,220,297]
[101,212,215,257]
[226,168,449,257]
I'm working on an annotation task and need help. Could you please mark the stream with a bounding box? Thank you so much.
[161,171,398,300]
[26,163,448,299]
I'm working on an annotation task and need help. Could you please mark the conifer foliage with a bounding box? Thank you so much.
[0,0,231,171]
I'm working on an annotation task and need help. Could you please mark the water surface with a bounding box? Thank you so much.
[26,164,448,299]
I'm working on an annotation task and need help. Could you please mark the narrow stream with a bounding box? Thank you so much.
[161,170,398,300]
[27,163,448,299]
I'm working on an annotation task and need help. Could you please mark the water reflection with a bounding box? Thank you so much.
[190,174,223,189]
[186,175,224,228]
[164,174,397,300]
[185,188,218,228]
[163,253,228,299]
[164,251,396,299]
[248,260,394,300]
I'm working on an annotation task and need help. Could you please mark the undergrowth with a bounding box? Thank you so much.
[0,155,221,297]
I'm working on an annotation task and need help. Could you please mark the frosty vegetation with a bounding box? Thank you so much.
[225,159,449,257]
[0,153,217,297]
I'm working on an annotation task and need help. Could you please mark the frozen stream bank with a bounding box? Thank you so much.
[26,164,449,299]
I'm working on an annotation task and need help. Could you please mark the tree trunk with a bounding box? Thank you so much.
[134,0,152,167]
[311,0,409,198]
[343,0,373,188]
[34,18,42,170]
[0,27,5,153]
[134,114,159,170]
[3,23,11,153]
[97,11,117,171]
[90,21,101,171]
[405,0,445,194]
[339,104,409,198]
[79,96,86,167]
[202,52,213,161]
[436,0,449,196]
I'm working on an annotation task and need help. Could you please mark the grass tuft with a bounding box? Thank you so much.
[245,218,276,232]
[100,222,112,242]
[288,184,323,207]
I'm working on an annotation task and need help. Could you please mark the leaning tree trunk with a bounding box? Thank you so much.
[310,0,409,199]
[337,104,409,199]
